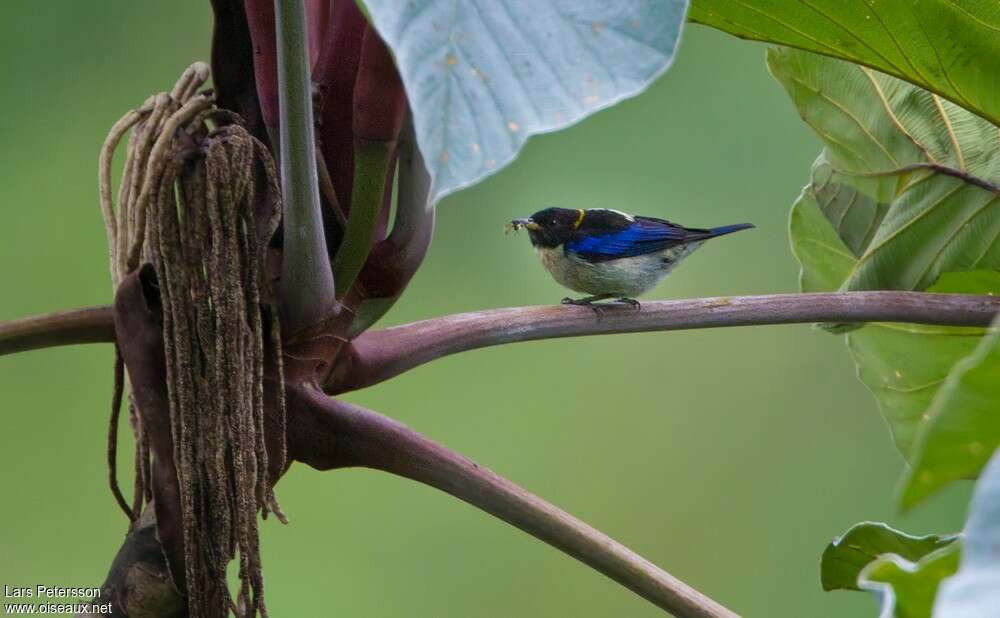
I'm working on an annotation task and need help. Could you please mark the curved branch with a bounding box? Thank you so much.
[7,291,999,368]
[332,291,1000,392]
[0,306,114,356]
[287,386,739,618]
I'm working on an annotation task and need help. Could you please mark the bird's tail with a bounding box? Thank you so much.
[703,223,755,239]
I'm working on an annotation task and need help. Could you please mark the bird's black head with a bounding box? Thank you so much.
[510,207,582,248]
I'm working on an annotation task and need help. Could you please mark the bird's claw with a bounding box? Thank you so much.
[561,297,606,319]
[616,297,641,309]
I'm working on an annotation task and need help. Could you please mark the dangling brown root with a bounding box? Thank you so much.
[107,345,134,522]
[99,62,286,618]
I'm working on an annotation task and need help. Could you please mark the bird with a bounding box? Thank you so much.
[508,207,753,309]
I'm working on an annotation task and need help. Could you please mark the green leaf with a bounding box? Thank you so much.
[689,0,1000,127]
[900,314,1000,508]
[847,317,988,458]
[789,163,998,458]
[362,0,689,202]
[934,449,1000,617]
[768,46,1000,294]
[859,543,961,618]
[821,522,956,592]
[788,183,855,294]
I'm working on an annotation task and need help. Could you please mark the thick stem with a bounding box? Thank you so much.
[0,306,114,356]
[275,0,338,333]
[332,291,1000,392]
[288,386,739,618]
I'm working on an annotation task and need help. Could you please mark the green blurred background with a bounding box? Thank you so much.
[0,3,973,617]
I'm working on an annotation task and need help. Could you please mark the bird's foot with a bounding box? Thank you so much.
[560,296,606,319]
[616,297,641,309]
[560,294,636,319]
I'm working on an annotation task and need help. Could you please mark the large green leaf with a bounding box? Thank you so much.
[769,46,1000,294]
[363,0,689,202]
[900,314,1000,509]
[788,182,856,294]
[821,521,956,592]
[934,449,1000,617]
[848,318,988,459]
[689,0,1000,127]
[859,544,961,618]
[789,177,996,458]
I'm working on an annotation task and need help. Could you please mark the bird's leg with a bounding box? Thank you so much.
[616,297,641,309]
[560,293,617,306]
[560,294,619,319]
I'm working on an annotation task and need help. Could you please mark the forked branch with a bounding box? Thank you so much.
[333,291,1000,392]
[287,386,740,618]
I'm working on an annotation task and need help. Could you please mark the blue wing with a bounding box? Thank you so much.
[566,218,693,262]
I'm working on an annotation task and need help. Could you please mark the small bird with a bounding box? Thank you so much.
[509,207,753,309]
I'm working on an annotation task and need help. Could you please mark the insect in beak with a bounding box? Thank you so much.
[506,218,540,233]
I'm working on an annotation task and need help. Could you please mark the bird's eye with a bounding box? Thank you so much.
[550,219,557,226]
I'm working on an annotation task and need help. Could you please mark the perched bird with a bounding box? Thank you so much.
[509,207,753,308]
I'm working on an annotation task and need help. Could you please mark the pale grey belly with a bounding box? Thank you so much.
[536,243,703,296]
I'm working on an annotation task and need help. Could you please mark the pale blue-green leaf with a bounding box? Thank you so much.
[934,449,1000,617]
[362,0,688,202]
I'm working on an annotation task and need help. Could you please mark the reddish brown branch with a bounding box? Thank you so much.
[331,291,1000,392]
[0,305,115,356]
[287,386,739,618]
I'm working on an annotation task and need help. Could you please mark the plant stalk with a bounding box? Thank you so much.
[274,0,338,333]
[290,387,740,618]
[333,291,1000,392]
[4,292,998,365]
[0,306,115,355]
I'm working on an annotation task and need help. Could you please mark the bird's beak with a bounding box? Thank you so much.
[508,218,540,232]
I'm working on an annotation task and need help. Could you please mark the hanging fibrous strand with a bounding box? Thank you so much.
[98,62,287,618]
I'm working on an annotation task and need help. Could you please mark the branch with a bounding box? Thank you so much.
[7,291,998,365]
[332,291,1000,392]
[0,306,114,356]
[287,386,739,618]
[275,0,338,333]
